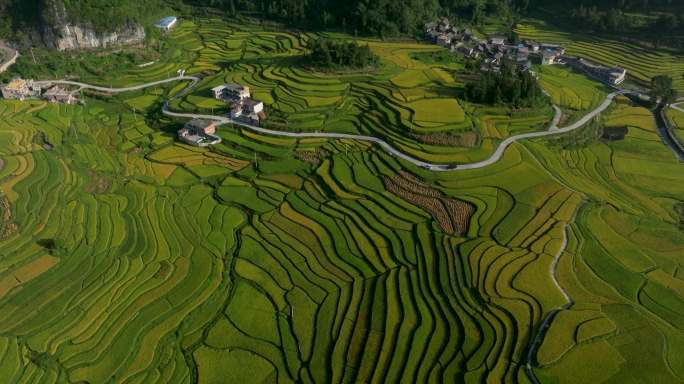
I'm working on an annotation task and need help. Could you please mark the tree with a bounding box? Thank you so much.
[651,75,678,104]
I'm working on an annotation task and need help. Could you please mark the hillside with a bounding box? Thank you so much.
[0,0,171,49]
[526,0,684,48]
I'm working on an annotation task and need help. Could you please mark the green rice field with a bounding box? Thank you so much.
[0,16,682,384]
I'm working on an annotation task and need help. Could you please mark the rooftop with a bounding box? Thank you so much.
[224,83,246,91]
[4,78,28,90]
[242,98,263,107]
[43,86,70,96]
[155,16,177,29]
[186,119,214,130]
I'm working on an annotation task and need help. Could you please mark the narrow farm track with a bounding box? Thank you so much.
[39,77,623,171]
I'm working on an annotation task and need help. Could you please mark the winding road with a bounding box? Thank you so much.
[39,76,625,171]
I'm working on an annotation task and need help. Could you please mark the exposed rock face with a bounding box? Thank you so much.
[41,0,146,51]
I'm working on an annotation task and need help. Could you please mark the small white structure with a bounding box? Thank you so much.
[155,16,178,31]
[608,68,627,85]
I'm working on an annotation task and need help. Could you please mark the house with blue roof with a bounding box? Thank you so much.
[155,16,178,31]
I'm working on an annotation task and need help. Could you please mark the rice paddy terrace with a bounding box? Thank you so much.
[515,19,684,93]
[0,17,682,384]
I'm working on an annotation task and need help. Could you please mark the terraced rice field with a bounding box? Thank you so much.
[0,16,682,384]
[537,65,608,122]
[515,19,684,92]
[666,108,684,146]
[525,98,684,383]
[0,94,591,382]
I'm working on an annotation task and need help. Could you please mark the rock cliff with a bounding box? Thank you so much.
[41,0,146,51]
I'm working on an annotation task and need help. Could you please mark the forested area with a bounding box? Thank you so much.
[186,0,524,36]
[528,0,684,47]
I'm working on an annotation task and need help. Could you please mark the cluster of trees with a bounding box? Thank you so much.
[464,61,546,108]
[650,75,678,104]
[307,38,378,69]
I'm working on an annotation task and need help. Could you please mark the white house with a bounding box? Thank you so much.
[155,16,178,31]
[243,99,264,114]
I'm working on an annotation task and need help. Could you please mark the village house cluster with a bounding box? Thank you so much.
[0,78,78,104]
[211,83,266,126]
[425,18,564,71]
[425,17,626,85]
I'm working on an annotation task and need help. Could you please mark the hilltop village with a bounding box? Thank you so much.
[425,17,627,86]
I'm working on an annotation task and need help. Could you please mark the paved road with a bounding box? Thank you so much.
[671,102,684,113]
[36,76,200,94]
[40,77,623,172]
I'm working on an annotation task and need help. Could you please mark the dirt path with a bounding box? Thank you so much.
[0,41,18,74]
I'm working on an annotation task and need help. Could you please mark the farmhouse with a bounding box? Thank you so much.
[230,98,265,125]
[155,16,178,31]
[0,78,41,100]
[540,49,557,65]
[436,34,451,47]
[567,57,628,85]
[212,83,251,101]
[42,86,77,104]
[177,119,221,147]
